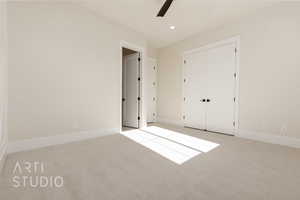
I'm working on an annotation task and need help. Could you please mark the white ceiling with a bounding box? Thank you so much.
[32,0,282,48]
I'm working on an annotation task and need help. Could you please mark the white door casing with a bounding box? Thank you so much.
[123,53,140,128]
[147,58,157,123]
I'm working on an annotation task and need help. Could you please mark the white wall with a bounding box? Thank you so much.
[157,3,300,141]
[147,45,158,59]
[0,0,8,167]
[7,2,154,142]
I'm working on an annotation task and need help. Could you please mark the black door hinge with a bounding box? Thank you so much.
[184,78,186,83]
[233,121,235,127]
[138,57,141,62]
[234,97,236,102]
[234,73,237,78]
[138,77,141,81]
[137,97,141,101]
[138,116,140,120]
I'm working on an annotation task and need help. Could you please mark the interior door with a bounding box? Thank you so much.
[123,53,140,128]
[147,58,157,123]
[183,51,208,130]
[206,43,236,134]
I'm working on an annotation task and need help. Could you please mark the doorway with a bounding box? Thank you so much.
[122,47,141,130]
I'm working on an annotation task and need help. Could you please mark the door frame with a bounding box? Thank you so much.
[120,41,146,132]
[182,36,240,135]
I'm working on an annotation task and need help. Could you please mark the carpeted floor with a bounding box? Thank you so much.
[0,123,300,200]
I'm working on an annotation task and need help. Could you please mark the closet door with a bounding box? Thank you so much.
[183,51,208,130]
[147,58,157,123]
[206,43,236,134]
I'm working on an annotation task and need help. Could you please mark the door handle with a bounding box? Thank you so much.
[206,99,211,102]
[201,99,206,102]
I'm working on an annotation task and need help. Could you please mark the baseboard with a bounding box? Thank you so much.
[7,128,119,154]
[0,142,7,174]
[155,119,300,148]
[157,117,183,126]
[237,130,300,148]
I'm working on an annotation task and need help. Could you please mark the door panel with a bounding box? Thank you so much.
[183,42,236,135]
[123,53,139,128]
[183,51,208,130]
[206,44,236,134]
[147,58,157,123]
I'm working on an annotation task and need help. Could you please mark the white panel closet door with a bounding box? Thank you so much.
[147,58,157,123]
[206,44,236,134]
[123,53,139,128]
[183,51,208,130]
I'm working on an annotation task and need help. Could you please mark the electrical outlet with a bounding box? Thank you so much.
[280,124,287,136]
[72,120,79,130]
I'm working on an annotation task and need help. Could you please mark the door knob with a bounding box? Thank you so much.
[201,99,206,102]
[206,99,211,102]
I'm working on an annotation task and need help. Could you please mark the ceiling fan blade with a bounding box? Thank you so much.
[157,0,174,17]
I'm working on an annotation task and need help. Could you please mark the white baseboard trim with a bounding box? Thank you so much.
[7,128,119,154]
[155,119,300,148]
[0,142,8,173]
[237,130,300,148]
[157,117,183,126]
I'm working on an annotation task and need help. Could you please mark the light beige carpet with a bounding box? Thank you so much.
[0,123,300,200]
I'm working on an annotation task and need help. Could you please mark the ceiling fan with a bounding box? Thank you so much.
[157,0,174,17]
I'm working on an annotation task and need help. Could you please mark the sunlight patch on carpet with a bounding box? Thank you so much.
[121,127,219,165]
